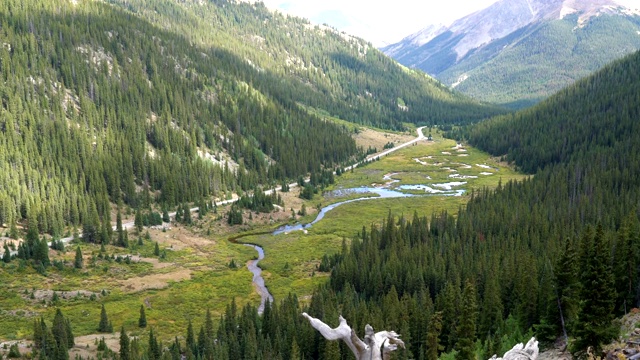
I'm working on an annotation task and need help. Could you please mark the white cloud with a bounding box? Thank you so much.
[261,0,499,46]
[261,0,640,46]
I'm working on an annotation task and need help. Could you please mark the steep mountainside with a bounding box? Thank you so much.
[383,0,640,108]
[104,0,504,128]
[0,0,498,236]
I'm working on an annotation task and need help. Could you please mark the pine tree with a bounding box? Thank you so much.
[98,304,112,333]
[290,340,301,360]
[456,280,478,360]
[186,319,196,355]
[138,305,147,328]
[203,309,214,360]
[117,209,126,247]
[148,328,161,360]
[52,309,70,360]
[130,337,142,360]
[42,322,58,359]
[74,246,83,269]
[65,319,74,349]
[154,242,160,256]
[479,270,503,338]
[82,203,101,243]
[3,243,10,263]
[120,326,130,360]
[183,203,192,225]
[437,282,460,351]
[426,311,443,360]
[36,237,51,267]
[323,337,341,360]
[34,318,45,351]
[9,220,18,240]
[134,208,143,233]
[572,225,618,354]
[545,237,579,342]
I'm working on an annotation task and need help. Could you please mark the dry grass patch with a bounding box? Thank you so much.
[147,226,213,254]
[353,128,414,151]
[120,268,192,293]
[71,332,122,359]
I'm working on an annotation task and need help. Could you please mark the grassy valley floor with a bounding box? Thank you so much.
[0,129,524,356]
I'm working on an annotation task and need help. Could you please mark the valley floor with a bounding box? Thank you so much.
[0,128,524,357]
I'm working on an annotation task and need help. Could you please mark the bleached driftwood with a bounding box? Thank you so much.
[489,337,539,360]
[301,313,405,360]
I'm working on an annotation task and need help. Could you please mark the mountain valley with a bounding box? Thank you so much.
[1,0,640,359]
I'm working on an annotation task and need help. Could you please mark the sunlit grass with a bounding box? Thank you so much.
[0,130,525,342]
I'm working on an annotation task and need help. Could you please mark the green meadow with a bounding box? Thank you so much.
[0,130,524,342]
[243,130,526,307]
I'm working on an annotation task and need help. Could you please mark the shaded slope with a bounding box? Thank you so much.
[104,0,504,127]
[0,0,357,233]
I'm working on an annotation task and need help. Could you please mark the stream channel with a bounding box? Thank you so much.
[273,185,464,235]
[244,244,274,314]
[240,182,466,313]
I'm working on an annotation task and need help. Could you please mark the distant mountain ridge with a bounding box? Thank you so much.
[383,0,640,108]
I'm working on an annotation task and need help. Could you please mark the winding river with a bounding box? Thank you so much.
[244,244,274,315]
[273,187,413,235]
[273,184,465,235]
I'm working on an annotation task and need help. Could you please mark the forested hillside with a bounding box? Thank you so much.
[0,0,502,238]
[192,50,640,358]
[103,0,504,128]
[0,0,359,237]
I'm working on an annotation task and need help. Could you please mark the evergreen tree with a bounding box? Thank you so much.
[65,319,74,349]
[183,203,192,225]
[572,226,618,354]
[203,309,214,360]
[426,312,443,360]
[74,247,83,269]
[186,319,196,355]
[139,305,147,328]
[323,336,341,360]
[479,270,503,338]
[542,237,579,342]
[456,280,478,360]
[120,326,130,360]
[117,209,126,247]
[82,203,101,243]
[52,309,70,360]
[3,243,10,263]
[613,214,638,314]
[154,242,160,257]
[34,318,45,351]
[148,328,161,360]
[9,221,18,240]
[130,337,142,360]
[36,237,51,268]
[290,340,301,360]
[97,304,112,333]
[134,208,143,233]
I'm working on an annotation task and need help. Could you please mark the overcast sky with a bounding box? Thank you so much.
[260,0,640,47]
